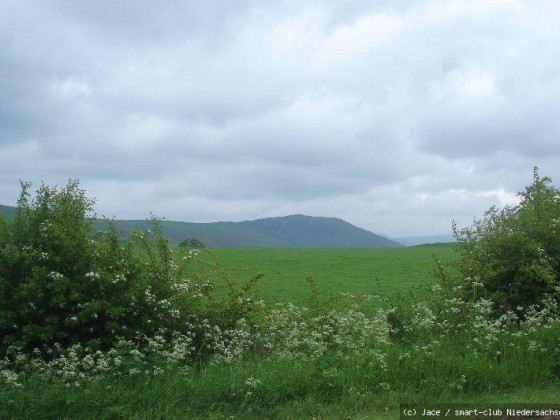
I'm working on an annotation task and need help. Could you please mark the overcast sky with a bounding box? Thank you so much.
[2,0,560,237]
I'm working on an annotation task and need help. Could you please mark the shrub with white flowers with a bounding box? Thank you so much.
[450,168,560,315]
[0,180,259,357]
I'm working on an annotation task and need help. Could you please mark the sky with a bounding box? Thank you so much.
[1,0,560,238]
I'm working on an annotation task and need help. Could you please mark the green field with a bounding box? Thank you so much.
[192,243,457,304]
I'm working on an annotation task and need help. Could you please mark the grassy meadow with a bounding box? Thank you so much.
[191,243,457,304]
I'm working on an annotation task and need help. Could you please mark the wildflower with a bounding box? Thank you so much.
[48,271,64,280]
[245,377,261,388]
[378,382,391,391]
[0,370,22,388]
[112,274,126,284]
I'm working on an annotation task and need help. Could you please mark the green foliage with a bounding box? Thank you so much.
[0,180,97,350]
[0,180,259,354]
[452,168,560,312]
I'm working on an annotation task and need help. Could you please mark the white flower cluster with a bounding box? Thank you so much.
[258,303,391,361]
[112,274,126,284]
[0,369,21,388]
[48,271,64,281]
[85,271,100,280]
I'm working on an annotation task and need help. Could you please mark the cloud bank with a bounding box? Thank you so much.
[1,0,560,236]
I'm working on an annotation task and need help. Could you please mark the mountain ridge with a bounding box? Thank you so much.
[98,214,403,248]
[0,205,402,247]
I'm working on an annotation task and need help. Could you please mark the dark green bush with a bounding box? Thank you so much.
[0,180,259,355]
[178,237,205,249]
[452,168,560,313]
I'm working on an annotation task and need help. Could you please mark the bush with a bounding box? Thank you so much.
[179,237,205,249]
[452,168,560,313]
[0,180,259,355]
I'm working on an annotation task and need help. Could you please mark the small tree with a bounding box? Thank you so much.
[452,168,560,313]
[179,237,205,249]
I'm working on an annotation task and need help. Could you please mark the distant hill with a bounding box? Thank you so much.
[0,205,16,219]
[0,205,402,247]
[395,235,456,246]
[95,215,403,248]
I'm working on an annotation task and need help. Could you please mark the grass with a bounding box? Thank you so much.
[3,340,558,419]
[191,243,457,304]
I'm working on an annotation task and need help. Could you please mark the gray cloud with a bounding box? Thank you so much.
[1,0,560,237]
